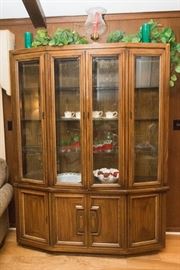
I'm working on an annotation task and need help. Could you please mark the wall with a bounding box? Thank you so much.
[0,89,5,158]
[0,11,180,230]
[0,30,14,159]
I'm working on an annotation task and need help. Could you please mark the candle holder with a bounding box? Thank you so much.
[85,7,106,41]
[141,23,151,43]
[24,32,33,48]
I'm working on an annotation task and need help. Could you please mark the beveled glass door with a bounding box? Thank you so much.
[88,51,124,187]
[18,59,45,181]
[54,55,84,185]
[130,53,161,185]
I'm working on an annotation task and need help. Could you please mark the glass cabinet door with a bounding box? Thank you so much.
[91,56,120,185]
[18,60,44,181]
[54,57,82,185]
[133,56,160,183]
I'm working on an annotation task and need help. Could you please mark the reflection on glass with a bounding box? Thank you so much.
[18,61,43,180]
[54,58,81,184]
[92,56,119,184]
[134,56,159,182]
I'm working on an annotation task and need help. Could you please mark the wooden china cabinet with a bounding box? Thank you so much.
[10,43,169,255]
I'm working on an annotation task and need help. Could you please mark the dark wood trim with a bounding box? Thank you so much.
[22,0,46,28]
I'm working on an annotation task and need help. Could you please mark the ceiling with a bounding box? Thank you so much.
[0,0,180,19]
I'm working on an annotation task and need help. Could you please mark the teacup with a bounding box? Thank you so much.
[93,111,103,118]
[105,111,118,118]
[64,111,75,118]
[75,111,80,119]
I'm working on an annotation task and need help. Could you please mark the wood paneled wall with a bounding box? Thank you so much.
[1,11,180,231]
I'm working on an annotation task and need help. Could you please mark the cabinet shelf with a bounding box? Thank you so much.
[21,119,41,121]
[22,87,39,92]
[93,117,118,121]
[93,86,118,91]
[56,86,79,92]
[22,145,42,153]
[93,150,118,154]
[135,118,158,121]
[57,117,80,121]
[135,87,159,91]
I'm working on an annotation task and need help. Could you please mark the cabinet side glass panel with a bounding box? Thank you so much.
[134,56,159,182]
[54,58,81,184]
[18,60,43,180]
[92,56,119,185]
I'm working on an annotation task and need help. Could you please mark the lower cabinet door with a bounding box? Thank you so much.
[128,193,162,251]
[88,195,124,250]
[51,193,87,247]
[16,189,49,245]
[51,194,124,252]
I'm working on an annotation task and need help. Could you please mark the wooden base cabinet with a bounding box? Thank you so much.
[51,193,87,248]
[15,188,49,248]
[128,193,166,254]
[11,43,169,255]
[51,194,124,253]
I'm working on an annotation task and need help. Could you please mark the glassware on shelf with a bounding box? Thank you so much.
[93,131,118,153]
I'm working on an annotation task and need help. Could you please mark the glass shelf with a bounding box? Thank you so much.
[57,117,80,121]
[135,118,158,121]
[56,86,80,92]
[93,86,118,91]
[92,117,118,121]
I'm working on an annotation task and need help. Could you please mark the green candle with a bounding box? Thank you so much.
[141,23,151,43]
[24,32,32,48]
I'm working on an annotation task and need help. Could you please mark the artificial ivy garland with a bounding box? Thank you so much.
[32,20,180,87]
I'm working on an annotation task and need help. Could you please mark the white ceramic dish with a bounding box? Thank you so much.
[57,173,81,183]
[93,168,119,183]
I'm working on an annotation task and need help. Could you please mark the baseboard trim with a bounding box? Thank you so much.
[9,227,16,231]
[9,227,180,235]
[166,231,180,235]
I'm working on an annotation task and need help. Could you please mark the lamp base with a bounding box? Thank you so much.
[91,32,99,41]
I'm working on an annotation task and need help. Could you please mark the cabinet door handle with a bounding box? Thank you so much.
[90,205,101,236]
[76,205,85,235]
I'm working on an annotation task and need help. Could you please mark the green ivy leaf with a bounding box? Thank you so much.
[176,43,180,52]
[161,37,168,43]
[169,80,175,87]
[107,31,124,43]
[171,74,177,81]
[163,28,173,39]
[175,65,180,73]
[131,36,141,43]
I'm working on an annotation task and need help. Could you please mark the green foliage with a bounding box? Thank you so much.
[49,28,88,46]
[107,19,180,87]
[107,30,141,43]
[32,28,50,47]
[121,33,141,43]
[32,28,88,48]
[106,31,124,43]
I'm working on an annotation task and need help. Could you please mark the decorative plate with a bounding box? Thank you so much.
[57,173,81,183]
